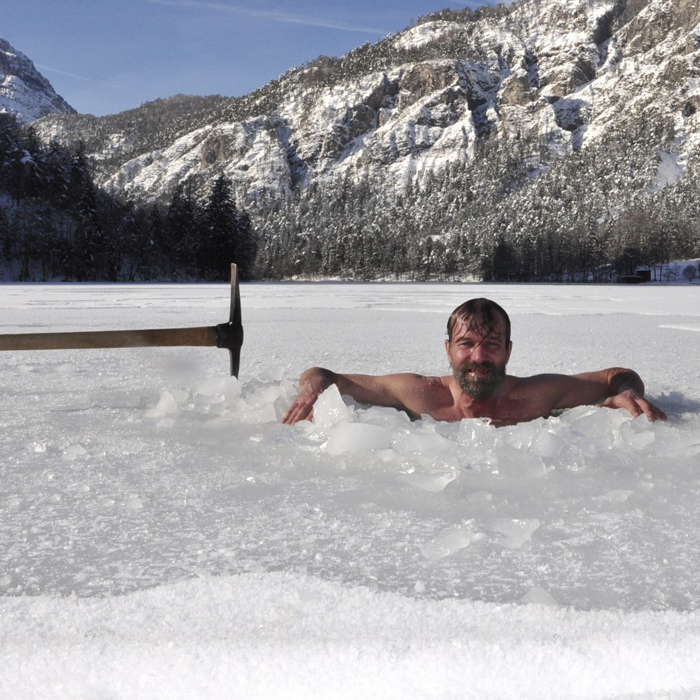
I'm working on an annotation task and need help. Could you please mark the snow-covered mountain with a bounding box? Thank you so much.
[20,0,700,282]
[32,0,700,205]
[0,37,75,124]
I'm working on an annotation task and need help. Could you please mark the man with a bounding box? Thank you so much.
[282,298,667,426]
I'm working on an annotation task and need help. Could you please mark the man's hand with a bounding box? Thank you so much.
[282,367,336,425]
[598,388,667,421]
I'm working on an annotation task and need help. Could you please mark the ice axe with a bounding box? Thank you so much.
[0,264,244,377]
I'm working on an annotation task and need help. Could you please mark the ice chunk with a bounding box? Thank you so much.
[394,430,455,456]
[237,385,288,424]
[595,489,633,503]
[504,422,537,449]
[236,400,278,424]
[626,430,655,450]
[531,430,565,459]
[62,443,88,462]
[145,390,179,418]
[458,418,497,451]
[325,423,393,455]
[401,470,456,493]
[312,385,351,427]
[359,405,410,427]
[521,585,559,606]
[420,523,474,561]
[490,518,540,549]
[578,405,627,431]
[491,445,547,479]
[195,376,241,402]
[171,388,190,404]
[565,406,629,451]
[125,495,143,510]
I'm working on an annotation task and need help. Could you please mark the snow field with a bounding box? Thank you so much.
[1,281,699,698]
[3,572,700,700]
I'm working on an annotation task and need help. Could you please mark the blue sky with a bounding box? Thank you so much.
[4,0,500,117]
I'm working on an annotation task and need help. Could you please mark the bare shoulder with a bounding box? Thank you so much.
[386,372,452,399]
[423,374,451,388]
[512,373,571,391]
[334,371,450,416]
[379,372,453,417]
[407,374,455,414]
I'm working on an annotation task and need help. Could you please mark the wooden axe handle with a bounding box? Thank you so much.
[0,326,219,351]
[0,265,243,376]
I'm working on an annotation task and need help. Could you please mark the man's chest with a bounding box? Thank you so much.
[429,393,552,424]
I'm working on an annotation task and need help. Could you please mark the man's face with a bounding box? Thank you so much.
[445,316,512,400]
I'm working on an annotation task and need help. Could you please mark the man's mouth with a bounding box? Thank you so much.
[464,364,494,377]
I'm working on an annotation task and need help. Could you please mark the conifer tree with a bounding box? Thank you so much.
[201,174,239,280]
[167,180,202,277]
[201,174,257,280]
[71,180,105,281]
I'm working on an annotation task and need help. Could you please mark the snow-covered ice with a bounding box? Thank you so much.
[1,281,700,698]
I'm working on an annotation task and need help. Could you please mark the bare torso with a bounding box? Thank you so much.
[387,374,564,424]
[281,366,666,426]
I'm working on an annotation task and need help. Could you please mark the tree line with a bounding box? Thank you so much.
[0,114,256,281]
[6,103,700,285]
[252,114,700,282]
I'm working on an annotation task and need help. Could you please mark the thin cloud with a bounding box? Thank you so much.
[451,0,501,8]
[145,0,388,35]
[36,64,151,97]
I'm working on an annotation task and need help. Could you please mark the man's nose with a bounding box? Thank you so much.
[471,343,486,362]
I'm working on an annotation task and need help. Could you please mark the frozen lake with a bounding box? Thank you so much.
[1,281,699,698]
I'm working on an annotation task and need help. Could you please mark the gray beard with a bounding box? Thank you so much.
[456,363,506,400]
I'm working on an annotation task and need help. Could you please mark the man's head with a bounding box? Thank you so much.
[445,298,512,400]
[446,298,511,345]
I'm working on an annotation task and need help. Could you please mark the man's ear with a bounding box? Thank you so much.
[445,339,452,367]
[506,340,513,363]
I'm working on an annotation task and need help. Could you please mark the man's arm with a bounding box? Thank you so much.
[281,367,427,425]
[553,367,666,421]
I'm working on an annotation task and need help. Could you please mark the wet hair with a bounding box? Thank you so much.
[446,298,511,345]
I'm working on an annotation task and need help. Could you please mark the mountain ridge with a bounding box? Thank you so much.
[33,0,700,205]
[0,37,75,124]
[8,0,700,281]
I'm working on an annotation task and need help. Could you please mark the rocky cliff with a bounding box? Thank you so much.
[0,37,75,124]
